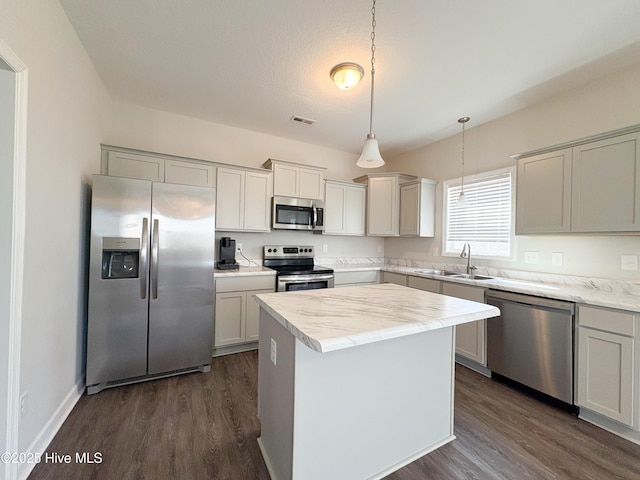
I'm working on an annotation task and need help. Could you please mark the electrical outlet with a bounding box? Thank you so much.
[432,247,439,257]
[20,391,28,418]
[524,251,539,264]
[236,243,242,253]
[377,244,383,254]
[322,244,328,253]
[270,338,277,366]
[551,252,563,266]
[621,254,638,271]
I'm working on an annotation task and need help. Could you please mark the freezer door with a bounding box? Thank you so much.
[147,182,215,373]
[87,175,152,386]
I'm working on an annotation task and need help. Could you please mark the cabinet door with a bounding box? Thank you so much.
[244,171,272,231]
[107,151,164,182]
[214,292,246,347]
[368,177,398,236]
[443,283,486,365]
[273,163,299,197]
[577,327,634,425]
[299,167,324,200]
[345,185,366,235]
[400,183,419,236]
[516,149,572,234]
[216,168,245,230]
[571,132,640,232]
[245,289,273,342]
[165,160,215,187]
[324,183,346,234]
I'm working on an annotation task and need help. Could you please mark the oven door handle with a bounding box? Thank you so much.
[279,273,334,283]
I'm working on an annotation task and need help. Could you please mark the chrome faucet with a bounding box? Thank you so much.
[459,243,476,275]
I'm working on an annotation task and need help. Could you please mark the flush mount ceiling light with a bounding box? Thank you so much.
[356,0,384,169]
[457,116,470,207]
[330,62,364,90]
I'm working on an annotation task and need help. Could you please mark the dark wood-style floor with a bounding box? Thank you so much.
[29,351,640,480]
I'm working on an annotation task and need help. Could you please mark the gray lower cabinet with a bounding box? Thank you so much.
[442,282,487,366]
[381,271,408,286]
[214,275,275,352]
[407,275,441,293]
[577,304,637,427]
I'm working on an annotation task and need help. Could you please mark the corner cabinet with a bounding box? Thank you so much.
[214,275,275,355]
[324,180,366,236]
[400,179,437,237]
[101,145,216,187]
[262,158,326,200]
[515,128,640,234]
[354,173,425,237]
[577,305,637,428]
[216,167,272,232]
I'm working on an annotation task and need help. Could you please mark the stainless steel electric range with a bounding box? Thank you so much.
[263,245,334,292]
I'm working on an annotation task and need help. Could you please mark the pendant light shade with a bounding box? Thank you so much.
[356,134,384,168]
[357,0,384,169]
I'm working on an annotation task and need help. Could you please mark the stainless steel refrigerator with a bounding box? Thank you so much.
[86,175,215,394]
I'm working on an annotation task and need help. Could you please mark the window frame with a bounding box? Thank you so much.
[442,166,516,261]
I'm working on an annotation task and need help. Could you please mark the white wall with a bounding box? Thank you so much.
[0,0,111,470]
[108,103,383,259]
[385,64,640,280]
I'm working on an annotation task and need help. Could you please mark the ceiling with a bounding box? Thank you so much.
[59,0,640,158]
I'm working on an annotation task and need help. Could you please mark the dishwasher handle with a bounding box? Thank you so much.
[486,289,574,313]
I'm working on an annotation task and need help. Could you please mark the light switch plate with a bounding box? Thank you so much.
[621,254,638,271]
[551,252,563,266]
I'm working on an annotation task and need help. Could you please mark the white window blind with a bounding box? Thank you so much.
[444,169,513,258]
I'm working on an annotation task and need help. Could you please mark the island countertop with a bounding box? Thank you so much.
[254,283,500,353]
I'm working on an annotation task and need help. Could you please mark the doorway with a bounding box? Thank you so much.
[0,39,28,480]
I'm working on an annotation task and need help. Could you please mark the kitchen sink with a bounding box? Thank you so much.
[415,269,493,281]
[447,273,493,281]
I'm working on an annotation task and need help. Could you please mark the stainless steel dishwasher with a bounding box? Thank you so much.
[486,290,575,405]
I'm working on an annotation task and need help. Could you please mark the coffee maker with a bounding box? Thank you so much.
[217,237,239,270]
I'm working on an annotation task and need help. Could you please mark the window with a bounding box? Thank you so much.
[443,167,514,258]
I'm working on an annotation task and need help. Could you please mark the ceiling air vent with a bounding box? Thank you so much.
[290,115,316,126]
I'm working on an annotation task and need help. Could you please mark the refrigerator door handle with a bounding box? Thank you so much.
[151,218,159,299]
[140,217,149,299]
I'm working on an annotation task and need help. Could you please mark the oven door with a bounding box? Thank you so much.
[277,273,335,292]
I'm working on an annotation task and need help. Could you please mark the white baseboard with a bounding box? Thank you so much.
[18,380,84,480]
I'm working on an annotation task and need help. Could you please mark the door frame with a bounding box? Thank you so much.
[0,38,28,480]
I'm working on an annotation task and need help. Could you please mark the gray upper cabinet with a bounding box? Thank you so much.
[515,128,640,234]
[105,150,165,182]
[571,132,640,232]
[516,149,572,234]
[399,178,437,237]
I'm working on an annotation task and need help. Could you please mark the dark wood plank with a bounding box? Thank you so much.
[28,353,640,480]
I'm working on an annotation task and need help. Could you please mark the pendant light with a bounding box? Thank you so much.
[457,117,470,207]
[356,0,384,168]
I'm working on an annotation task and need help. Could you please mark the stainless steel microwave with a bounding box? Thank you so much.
[272,196,324,232]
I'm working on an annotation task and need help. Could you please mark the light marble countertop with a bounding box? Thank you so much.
[214,265,275,278]
[320,262,640,312]
[254,283,500,353]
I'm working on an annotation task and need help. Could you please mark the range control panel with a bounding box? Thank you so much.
[264,245,314,259]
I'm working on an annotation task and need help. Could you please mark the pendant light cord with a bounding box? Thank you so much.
[368,0,377,136]
[461,120,465,193]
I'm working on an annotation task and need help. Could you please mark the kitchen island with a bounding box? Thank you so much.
[254,283,500,480]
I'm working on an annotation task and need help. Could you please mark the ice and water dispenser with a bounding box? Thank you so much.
[101,237,140,279]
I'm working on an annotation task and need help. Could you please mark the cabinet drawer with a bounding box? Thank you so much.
[579,305,635,336]
[215,275,275,292]
[381,272,407,286]
[334,270,380,286]
[407,276,441,293]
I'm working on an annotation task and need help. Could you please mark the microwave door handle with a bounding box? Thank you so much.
[312,206,318,229]
[140,217,149,299]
